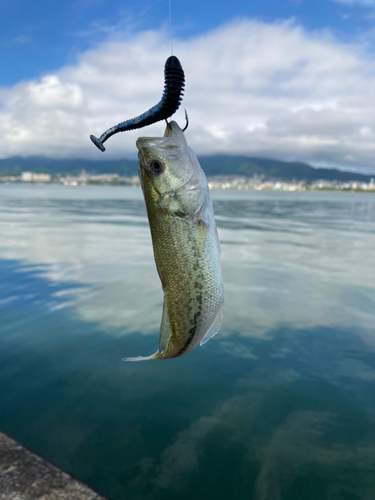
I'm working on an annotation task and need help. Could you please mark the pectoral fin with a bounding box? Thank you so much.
[159,297,172,355]
[200,303,224,346]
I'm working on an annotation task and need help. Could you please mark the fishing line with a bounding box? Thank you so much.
[89,0,185,151]
[168,0,173,55]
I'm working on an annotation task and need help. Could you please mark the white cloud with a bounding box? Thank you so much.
[332,0,375,6]
[1,19,375,171]
[27,76,84,108]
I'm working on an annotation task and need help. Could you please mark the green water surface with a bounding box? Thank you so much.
[0,185,374,500]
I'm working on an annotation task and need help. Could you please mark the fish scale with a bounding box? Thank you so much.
[123,121,224,361]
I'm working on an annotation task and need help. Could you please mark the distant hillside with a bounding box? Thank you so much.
[0,155,373,183]
[0,157,138,177]
[198,156,373,182]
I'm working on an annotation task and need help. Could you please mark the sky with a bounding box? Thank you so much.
[2,0,375,172]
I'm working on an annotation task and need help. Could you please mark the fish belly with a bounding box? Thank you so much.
[154,208,224,358]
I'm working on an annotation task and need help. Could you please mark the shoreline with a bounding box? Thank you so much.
[0,181,374,193]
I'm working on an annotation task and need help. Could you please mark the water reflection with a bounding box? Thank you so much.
[0,185,375,499]
[0,186,374,344]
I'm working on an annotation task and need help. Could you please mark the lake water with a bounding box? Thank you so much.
[0,185,375,500]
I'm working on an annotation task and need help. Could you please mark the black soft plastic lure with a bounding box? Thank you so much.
[90,55,185,152]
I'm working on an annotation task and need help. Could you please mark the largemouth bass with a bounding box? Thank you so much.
[124,121,224,361]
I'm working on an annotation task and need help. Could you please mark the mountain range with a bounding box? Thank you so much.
[0,155,373,183]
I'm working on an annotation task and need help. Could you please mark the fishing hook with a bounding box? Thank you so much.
[182,110,189,131]
[90,56,185,152]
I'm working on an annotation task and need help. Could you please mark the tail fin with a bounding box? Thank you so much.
[122,350,162,362]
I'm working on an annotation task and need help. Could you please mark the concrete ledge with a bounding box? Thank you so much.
[0,431,108,500]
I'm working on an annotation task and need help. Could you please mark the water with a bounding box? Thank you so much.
[0,184,375,500]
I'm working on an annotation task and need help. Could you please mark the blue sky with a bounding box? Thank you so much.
[2,0,375,85]
[2,0,375,171]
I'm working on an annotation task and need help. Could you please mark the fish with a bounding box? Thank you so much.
[123,121,224,361]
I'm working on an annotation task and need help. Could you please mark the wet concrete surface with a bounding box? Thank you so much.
[0,431,108,500]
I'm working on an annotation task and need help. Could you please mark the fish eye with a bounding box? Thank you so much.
[149,160,164,176]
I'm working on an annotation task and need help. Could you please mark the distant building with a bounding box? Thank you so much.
[21,172,33,182]
[21,172,51,183]
[32,173,51,183]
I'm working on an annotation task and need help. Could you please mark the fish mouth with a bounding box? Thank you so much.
[136,136,170,151]
[136,121,186,152]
